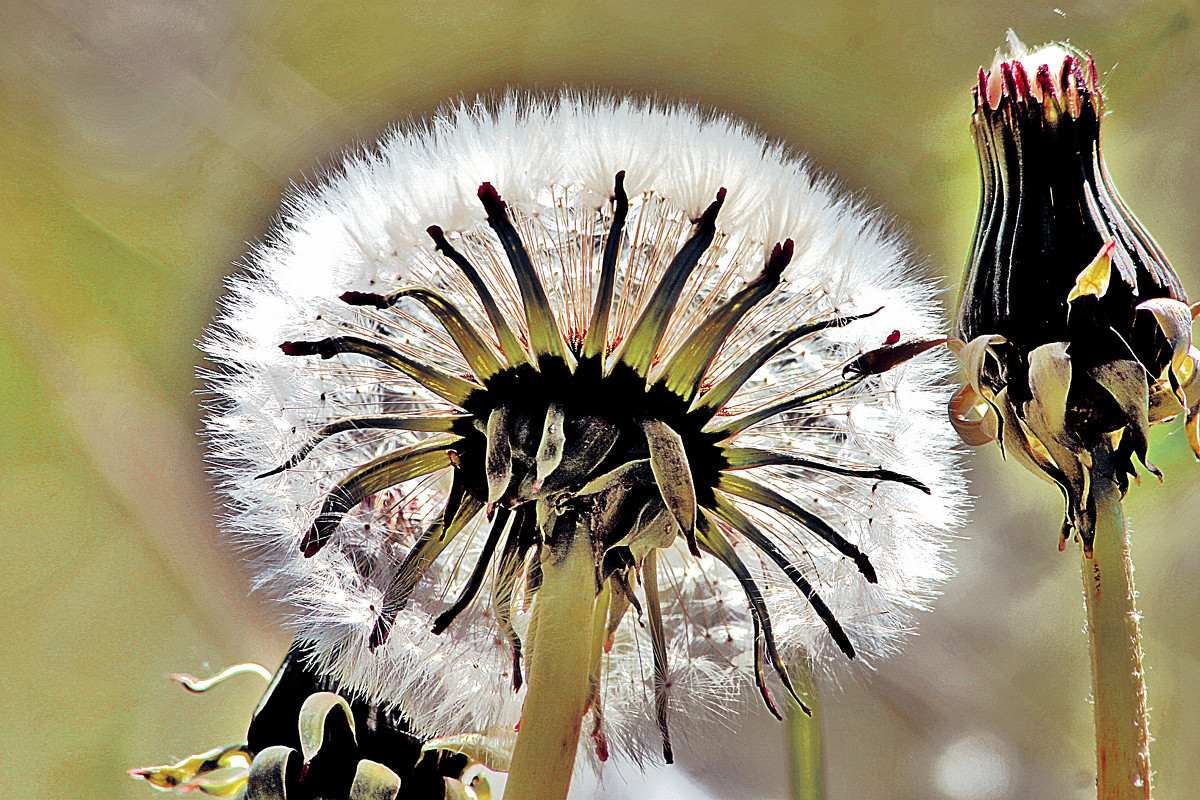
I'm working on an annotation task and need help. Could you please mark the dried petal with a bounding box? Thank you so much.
[533,403,567,491]
[948,382,999,446]
[347,762,401,800]
[297,692,357,767]
[485,406,513,509]
[640,419,697,554]
[1067,241,1116,302]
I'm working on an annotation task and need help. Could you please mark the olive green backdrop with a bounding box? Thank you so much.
[2,1,1197,798]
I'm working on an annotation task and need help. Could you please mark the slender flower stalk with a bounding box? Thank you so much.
[786,658,824,800]
[503,522,597,800]
[1083,443,1151,799]
[951,35,1197,799]
[203,94,965,797]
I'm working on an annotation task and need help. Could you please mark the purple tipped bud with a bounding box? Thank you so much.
[280,341,317,357]
[477,182,507,219]
[280,339,338,359]
[954,40,1195,546]
[301,530,323,558]
[696,187,726,228]
[340,291,392,309]
[763,239,794,280]
[844,336,948,378]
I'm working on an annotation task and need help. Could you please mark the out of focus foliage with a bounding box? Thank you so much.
[2,2,1197,798]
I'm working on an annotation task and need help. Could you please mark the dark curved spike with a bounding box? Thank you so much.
[718,472,877,584]
[708,375,865,441]
[601,568,636,650]
[257,414,466,478]
[477,183,571,364]
[280,336,479,407]
[431,508,512,634]
[692,308,882,420]
[427,225,530,366]
[842,336,948,378]
[616,189,726,377]
[751,615,784,721]
[658,240,791,403]
[339,291,392,309]
[300,435,459,557]
[695,512,809,713]
[582,171,629,362]
[343,287,505,381]
[440,468,466,538]
[721,446,930,495]
[369,494,485,650]
[642,549,674,764]
[710,493,856,658]
[604,563,643,621]
[492,508,533,690]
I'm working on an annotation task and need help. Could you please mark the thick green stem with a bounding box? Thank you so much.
[1082,444,1151,799]
[785,659,824,800]
[504,516,597,800]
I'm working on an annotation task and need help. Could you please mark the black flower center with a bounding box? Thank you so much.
[274,172,935,759]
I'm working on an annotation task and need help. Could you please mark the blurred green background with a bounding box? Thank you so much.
[2,1,1197,798]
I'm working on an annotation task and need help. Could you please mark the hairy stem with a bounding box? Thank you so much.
[504,516,597,800]
[1082,443,1151,799]
[786,658,824,800]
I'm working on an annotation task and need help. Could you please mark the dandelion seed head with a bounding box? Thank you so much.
[203,93,965,767]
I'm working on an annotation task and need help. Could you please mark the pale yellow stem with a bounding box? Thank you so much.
[504,520,597,800]
[786,658,824,800]
[1082,444,1152,800]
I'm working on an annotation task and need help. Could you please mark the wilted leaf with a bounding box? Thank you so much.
[948,382,999,446]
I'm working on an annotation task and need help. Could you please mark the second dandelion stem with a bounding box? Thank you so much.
[1082,443,1151,800]
[504,512,597,800]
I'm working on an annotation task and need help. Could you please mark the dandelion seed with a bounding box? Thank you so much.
[202,94,965,784]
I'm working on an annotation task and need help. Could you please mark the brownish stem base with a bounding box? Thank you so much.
[1082,445,1152,799]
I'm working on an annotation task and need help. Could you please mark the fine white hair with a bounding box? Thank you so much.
[202,92,965,768]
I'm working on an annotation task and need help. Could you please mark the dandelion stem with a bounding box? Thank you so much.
[504,514,597,800]
[786,658,824,800]
[1082,442,1151,800]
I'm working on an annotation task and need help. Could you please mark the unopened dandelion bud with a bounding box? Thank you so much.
[952,37,1197,552]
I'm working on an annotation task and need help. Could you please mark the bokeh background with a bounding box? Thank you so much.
[2,1,1198,798]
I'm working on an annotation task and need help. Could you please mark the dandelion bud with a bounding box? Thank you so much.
[952,36,1198,551]
[130,649,482,799]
